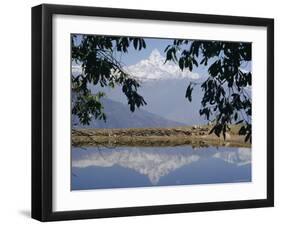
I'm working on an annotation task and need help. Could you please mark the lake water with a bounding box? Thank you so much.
[71,145,251,190]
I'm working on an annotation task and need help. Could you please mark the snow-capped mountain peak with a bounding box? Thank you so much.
[72,49,201,82]
[125,49,200,81]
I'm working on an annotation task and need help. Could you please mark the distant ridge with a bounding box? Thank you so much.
[72,98,186,129]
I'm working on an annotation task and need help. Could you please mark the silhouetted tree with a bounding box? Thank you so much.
[164,40,251,142]
[71,35,147,125]
[72,35,252,142]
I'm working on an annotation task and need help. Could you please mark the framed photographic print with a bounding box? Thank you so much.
[32,4,274,221]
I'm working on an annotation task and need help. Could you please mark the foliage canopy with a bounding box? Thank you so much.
[165,40,252,142]
[72,35,252,142]
[71,35,147,125]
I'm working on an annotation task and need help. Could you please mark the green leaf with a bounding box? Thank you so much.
[185,84,193,102]
[133,39,138,49]
[236,120,243,125]
[179,58,184,70]
[245,133,251,142]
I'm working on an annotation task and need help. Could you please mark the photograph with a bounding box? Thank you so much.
[31,3,274,221]
[71,34,252,190]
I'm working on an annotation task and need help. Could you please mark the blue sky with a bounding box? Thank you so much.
[72,34,172,64]
[72,34,251,78]
[72,35,252,125]
[119,38,172,64]
[73,35,207,79]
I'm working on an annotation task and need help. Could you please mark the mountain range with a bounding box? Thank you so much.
[73,49,209,126]
[72,98,185,128]
[93,78,208,125]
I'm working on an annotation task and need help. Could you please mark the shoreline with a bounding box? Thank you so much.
[72,126,250,148]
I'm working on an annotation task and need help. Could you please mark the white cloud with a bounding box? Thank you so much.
[71,49,201,81]
[124,49,200,81]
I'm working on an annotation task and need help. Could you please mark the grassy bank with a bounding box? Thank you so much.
[72,125,250,148]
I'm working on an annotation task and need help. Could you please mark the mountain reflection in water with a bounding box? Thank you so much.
[72,145,251,190]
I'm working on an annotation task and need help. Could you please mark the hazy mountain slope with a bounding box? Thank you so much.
[94,79,208,125]
[73,49,209,125]
[72,98,186,129]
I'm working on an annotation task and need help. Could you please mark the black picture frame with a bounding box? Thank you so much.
[32,3,274,222]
